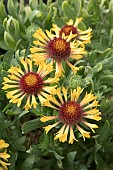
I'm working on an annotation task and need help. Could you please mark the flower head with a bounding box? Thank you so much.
[30,28,87,77]
[40,87,101,144]
[52,17,92,46]
[2,58,59,110]
[0,139,10,170]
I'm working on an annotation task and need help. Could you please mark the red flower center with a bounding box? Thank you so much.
[59,101,83,125]
[20,72,44,94]
[60,25,78,37]
[47,38,70,62]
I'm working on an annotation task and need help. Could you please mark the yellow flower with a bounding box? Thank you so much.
[0,139,10,170]
[52,17,92,46]
[2,58,59,110]
[40,87,101,144]
[30,27,87,77]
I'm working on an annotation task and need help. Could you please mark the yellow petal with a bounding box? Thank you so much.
[62,86,67,101]
[44,121,60,134]
[16,94,26,107]
[83,100,99,110]
[84,109,100,115]
[82,121,98,133]
[43,100,59,110]
[8,67,21,77]
[47,95,61,107]
[20,58,28,73]
[76,124,90,140]
[80,93,97,106]
[26,58,33,72]
[0,151,10,160]
[23,97,31,110]
[69,126,78,144]
[59,125,69,142]
[44,77,59,84]
[55,62,64,77]
[75,86,83,101]
[34,32,47,44]
[72,47,87,55]
[8,74,20,81]
[43,86,57,94]
[36,28,50,41]
[3,77,18,84]
[31,95,37,108]
[2,84,19,90]
[6,89,21,98]
[33,40,45,46]
[70,54,83,60]
[79,28,92,35]
[40,116,58,122]
[56,88,64,103]
[46,30,54,40]
[0,160,10,170]
[30,47,45,53]
[74,17,82,27]
[54,124,66,140]
[66,19,74,25]
[0,140,9,149]
[66,60,79,74]
[83,113,101,121]
[38,94,48,104]
[31,53,48,63]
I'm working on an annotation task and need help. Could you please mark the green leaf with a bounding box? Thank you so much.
[29,10,42,22]
[4,31,16,50]
[0,0,7,20]
[98,56,113,69]
[9,153,18,170]
[3,51,14,70]
[12,136,26,152]
[100,75,113,87]
[98,120,110,145]
[7,0,17,17]
[92,63,102,74]
[66,151,77,170]
[50,150,64,161]
[21,155,35,170]
[22,118,43,134]
[73,0,81,16]
[62,1,77,20]
[94,153,110,170]
[77,164,88,170]
[29,0,39,10]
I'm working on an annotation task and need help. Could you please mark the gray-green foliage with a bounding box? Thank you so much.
[0,0,113,170]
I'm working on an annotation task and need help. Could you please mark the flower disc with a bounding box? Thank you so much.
[20,72,44,94]
[60,25,78,37]
[59,101,83,125]
[47,38,70,62]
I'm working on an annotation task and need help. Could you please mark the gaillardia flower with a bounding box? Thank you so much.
[0,139,10,170]
[40,87,101,144]
[30,28,87,77]
[52,17,92,46]
[2,58,59,110]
